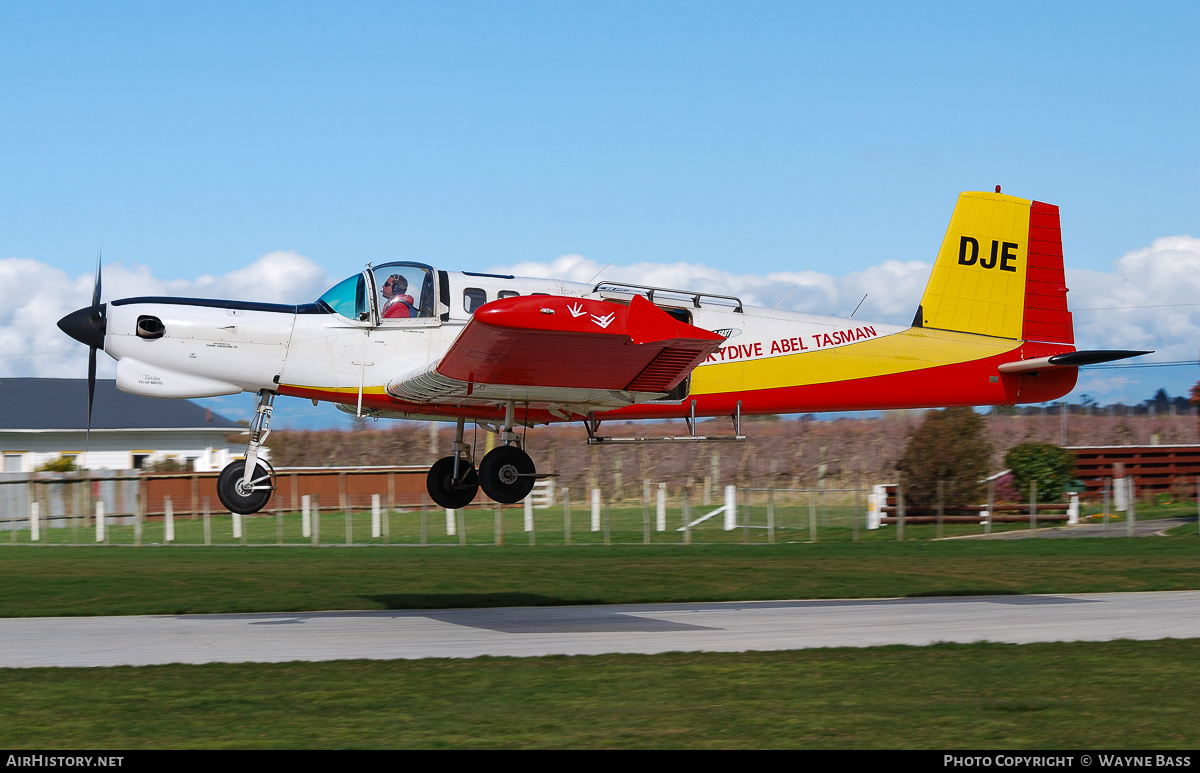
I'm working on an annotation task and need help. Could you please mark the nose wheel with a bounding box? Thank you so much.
[217,458,276,515]
[478,446,536,504]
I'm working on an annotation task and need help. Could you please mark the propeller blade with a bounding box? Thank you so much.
[87,253,101,452]
[87,345,97,450]
[91,252,102,311]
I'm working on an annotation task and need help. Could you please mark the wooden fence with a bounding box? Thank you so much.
[1070,445,1200,500]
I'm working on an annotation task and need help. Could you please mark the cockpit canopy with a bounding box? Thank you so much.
[317,262,438,323]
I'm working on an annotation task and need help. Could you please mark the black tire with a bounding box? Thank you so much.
[216,459,275,515]
[478,446,536,504]
[426,456,479,510]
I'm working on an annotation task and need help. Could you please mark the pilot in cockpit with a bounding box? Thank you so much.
[381,274,417,318]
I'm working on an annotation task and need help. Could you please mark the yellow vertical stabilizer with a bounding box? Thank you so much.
[917,191,1032,340]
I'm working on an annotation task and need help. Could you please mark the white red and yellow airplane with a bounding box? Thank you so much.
[58,190,1147,513]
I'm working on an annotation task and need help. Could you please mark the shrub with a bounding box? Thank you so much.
[1004,443,1076,502]
[895,407,992,508]
[35,456,78,472]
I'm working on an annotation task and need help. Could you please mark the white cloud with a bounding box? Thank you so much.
[496,254,932,321]
[1,251,332,380]
[7,238,1199,405]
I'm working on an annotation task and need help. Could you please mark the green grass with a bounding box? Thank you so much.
[2,640,1198,749]
[0,537,1197,618]
[3,502,1197,749]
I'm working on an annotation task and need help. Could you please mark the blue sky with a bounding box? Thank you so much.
[2,1,1198,426]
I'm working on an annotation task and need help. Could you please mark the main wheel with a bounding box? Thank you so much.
[216,459,275,515]
[478,446,536,504]
[426,456,479,510]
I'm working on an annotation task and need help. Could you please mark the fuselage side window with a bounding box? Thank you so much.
[464,288,487,313]
[497,290,519,300]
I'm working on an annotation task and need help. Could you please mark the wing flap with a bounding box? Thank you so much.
[436,294,723,391]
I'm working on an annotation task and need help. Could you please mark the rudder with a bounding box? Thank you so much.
[914,191,1073,344]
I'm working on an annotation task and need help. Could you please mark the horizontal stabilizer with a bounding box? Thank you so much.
[997,349,1152,374]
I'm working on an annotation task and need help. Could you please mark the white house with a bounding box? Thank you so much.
[0,378,248,472]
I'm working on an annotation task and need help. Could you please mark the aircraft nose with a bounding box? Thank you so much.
[57,305,107,349]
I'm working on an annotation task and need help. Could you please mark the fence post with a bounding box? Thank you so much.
[29,501,39,543]
[985,479,994,536]
[1029,480,1038,534]
[95,500,105,543]
[1127,478,1136,537]
[741,487,749,544]
[232,511,242,541]
[311,494,321,546]
[202,497,211,546]
[420,498,428,547]
[562,487,571,546]
[853,485,860,542]
[724,485,736,531]
[301,494,311,538]
[808,489,817,543]
[494,501,503,546]
[656,483,666,532]
[591,489,601,532]
[767,485,776,544]
[165,495,175,543]
[682,486,691,546]
[936,481,944,540]
[867,485,883,530]
[897,477,905,542]
[1103,477,1111,537]
[372,494,382,539]
[641,481,650,545]
[446,507,456,536]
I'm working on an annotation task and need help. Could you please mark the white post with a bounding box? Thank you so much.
[723,485,737,530]
[591,488,601,532]
[446,508,457,536]
[232,511,242,539]
[371,494,381,539]
[1114,476,1128,511]
[524,496,534,532]
[95,500,105,542]
[165,495,175,542]
[301,494,311,538]
[29,501,39,542]
[867,485,884,530]
[1067,493,1079,525]
[656,483,667,532]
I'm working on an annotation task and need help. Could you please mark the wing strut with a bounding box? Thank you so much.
[586,400,746,445]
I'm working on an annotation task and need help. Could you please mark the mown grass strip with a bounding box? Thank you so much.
[0,537,1197,618]
[1,639,1197,749]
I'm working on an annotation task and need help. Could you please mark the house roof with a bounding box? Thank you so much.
[0,379,242,431]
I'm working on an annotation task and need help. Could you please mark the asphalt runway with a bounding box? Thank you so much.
[1,591,1198,668]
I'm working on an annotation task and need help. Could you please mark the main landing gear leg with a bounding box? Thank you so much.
[478,401,536,504]
[426,417,479,510]
[217,389,277,515]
